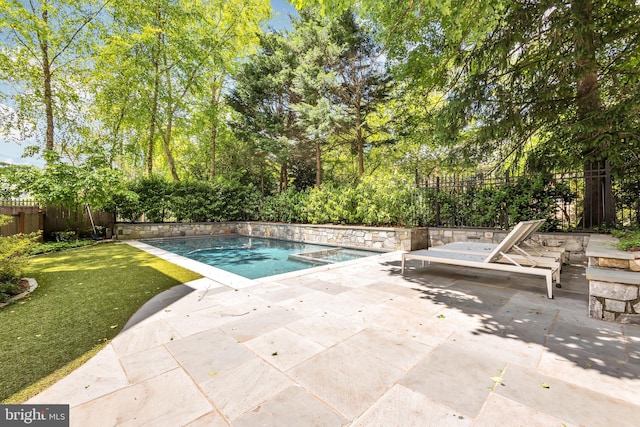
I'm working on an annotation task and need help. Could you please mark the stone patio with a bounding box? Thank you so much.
[28,243,640,426]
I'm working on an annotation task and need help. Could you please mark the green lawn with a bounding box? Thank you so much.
[0,242,202,403]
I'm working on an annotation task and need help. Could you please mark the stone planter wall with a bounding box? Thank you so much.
[428,227,590,262]
[236,222,429,251]
[114,222,430,251]
[114,222,236,240]
[586,234,640,323]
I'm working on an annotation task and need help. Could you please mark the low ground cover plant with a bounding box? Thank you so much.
[0,215,40,303]
[612,229,640,252]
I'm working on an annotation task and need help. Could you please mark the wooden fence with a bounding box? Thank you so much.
[0,201,42,237]
[0,201,114,239]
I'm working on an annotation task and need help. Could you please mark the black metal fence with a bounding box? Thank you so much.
[412,163,640,231]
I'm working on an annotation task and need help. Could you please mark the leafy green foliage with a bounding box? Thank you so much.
[118,176,260,223]
[29,240,95,256]
[611,229,640,252]
[260,175,416,226]
[0,215,40,295]
[424,176,575,231]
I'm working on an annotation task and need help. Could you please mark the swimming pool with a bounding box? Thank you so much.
[139,235,379,279]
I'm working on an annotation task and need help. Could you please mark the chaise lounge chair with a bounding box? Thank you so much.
[401,220,560,299]
[430,219,566,264]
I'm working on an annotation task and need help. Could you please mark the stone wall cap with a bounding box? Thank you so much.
[586,234,634,259]
[586,267,640,285]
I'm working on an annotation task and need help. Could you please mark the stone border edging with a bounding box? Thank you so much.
[0,278,38,309]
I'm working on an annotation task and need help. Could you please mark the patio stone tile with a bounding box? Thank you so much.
[344,328,432,371]
[493,297,559,345]
[545,319,626,362]
[200,358,292,421]
[366,280,427,298]
[351,384,470,427]
[339,287,396,306]
[473,394,578,427]
[71,368,212,427]
[287,311,365,347]
[623,324,640,363]
[111,319,181,357]
[537,350,640,406]
[28,344,128,407]
[354,303,443,344]
[243,327,326,371]
[153,287,230,316]
[120,345,179,384]
[166,329,255,383]
[184,411,230,427]
[420,279,516,315]
[401,342,508,418]
[384,294,445,317]
[219,306,302,342]
[205,289,272,312]
[279,290,367,317]
[249,283,315,303]
[233,385,347,427]
[495,365,640,426]
[162,305,243,338]
[288,343,404,419]
[446,329,544,370]
[302,279,352,295]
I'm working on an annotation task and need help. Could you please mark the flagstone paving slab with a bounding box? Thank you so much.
[286,311,365,347]
[28,344,129,408]
[495,365,640,426]
[232,385,347,427]
[71,368,212,427]
[200,358,292,421]
[288,342,404,419]
[401,342,508,418]
[111,319,181,357]
[119,345,179,384]
[343,328,433,371]
[166,329,255,383]
[351,384,470,427]
[243,327,326,371]
[218,306,302,343]
[184,411,230,427]
[473,394,578,427]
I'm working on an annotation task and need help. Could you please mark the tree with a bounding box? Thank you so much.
[92,0,270,179]
[328,10,390,177]
[0,0,109,158]
[227,30,302,193]
[294,0,640,228]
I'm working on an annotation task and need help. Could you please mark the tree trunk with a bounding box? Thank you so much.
[39,8,54,153]
[279,161,288,192]
[315,140,322,188]
[147,63,159,176]
[572,0,613,228]
[147,6,162,176]
[160,12,179,182]
[209,74,224,180]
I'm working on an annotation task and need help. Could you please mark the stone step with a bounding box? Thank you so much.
[586,267,640,286]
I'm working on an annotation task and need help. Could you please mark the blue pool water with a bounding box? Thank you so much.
[140,235,378,279]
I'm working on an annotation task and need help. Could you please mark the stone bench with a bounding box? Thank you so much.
[586,234,640,323]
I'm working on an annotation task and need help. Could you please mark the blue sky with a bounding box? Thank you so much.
[0,1,298,167]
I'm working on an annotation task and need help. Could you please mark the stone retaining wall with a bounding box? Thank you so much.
[114,222,430,251]
[428,227,590,262]
[586,234,640,323]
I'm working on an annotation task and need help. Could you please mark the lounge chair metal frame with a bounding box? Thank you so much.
[401,220,558,299]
